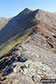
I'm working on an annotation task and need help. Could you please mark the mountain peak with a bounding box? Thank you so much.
[22,8,34,13]
[24,8,30,11]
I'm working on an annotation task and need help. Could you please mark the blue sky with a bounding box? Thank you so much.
[0,0,56,17]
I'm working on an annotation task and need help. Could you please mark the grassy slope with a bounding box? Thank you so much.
[0,19,38,57]
[0,27,34,57]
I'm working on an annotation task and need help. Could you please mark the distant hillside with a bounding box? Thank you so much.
[0,18,11,30]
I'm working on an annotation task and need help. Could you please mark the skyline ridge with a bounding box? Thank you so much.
[0,0,56,17]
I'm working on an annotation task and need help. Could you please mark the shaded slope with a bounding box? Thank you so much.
[0,8,38,45]
[0,8,39,56]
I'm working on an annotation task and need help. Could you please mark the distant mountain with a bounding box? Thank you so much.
[0,8,56,57]
[0,17,11,30]
[0,17,5,20]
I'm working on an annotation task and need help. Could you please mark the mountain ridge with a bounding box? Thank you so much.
[0,8,56,84]
[0,8,56,56]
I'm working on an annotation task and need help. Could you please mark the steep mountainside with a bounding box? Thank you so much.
[0,8,56,57]
[0,8,56,84]
[0,8,38,45]
[0,8,39,56]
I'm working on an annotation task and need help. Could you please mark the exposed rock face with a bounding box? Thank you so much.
[0,33,56,84]
[0,8,56,84]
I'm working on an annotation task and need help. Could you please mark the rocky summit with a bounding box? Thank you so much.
[0,8,56,84]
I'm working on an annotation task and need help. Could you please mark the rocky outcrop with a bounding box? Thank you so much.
[0,33,56,84]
